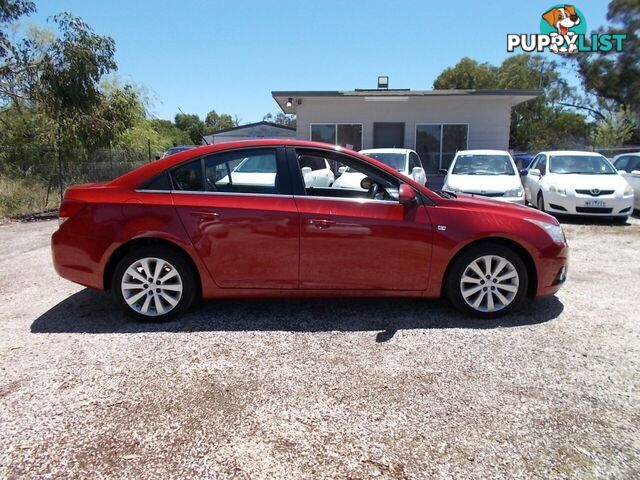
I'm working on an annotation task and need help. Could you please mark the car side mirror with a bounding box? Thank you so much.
[529,168,541,177]
[154,155,161,161]
[631,170,640,178]
[399,184,417,205]
[411,167,424,176]
[439,168,448,174]
[301,166,312,176]
[338,166,347,175]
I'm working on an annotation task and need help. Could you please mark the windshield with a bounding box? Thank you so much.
[234,155,277,173]
[451,154,515,175]
[363,153,407,171]
[549,155,617,174]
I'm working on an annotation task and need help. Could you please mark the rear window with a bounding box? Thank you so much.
[452,154,515,175]
[143,172,172,191]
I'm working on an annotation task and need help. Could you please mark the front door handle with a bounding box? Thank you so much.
[308,218,335,228]
[192,210,220,219]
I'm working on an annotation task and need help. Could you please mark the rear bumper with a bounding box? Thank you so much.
[51,226,107,290]
[545,191,633,217]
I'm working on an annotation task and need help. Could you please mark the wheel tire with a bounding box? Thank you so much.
[112,246,197,322]
[446,243,529,319]
[537,192,546,212]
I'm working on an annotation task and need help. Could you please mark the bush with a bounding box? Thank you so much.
[0,174,55,218]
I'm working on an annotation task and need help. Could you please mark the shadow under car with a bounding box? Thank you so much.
[31,289,564,342]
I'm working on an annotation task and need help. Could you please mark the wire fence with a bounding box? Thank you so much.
[0,145,152,217]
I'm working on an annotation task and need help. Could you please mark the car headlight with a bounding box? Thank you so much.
[623,184,634,196]
[548,184,567,195]
[527,219,565,244]
[504,187,523,197]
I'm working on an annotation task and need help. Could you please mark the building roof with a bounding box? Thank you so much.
[205,120,296,136]
[272,89,542,114]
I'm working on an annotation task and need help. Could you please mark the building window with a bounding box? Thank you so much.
[415,124,468,174]
[310,124,363,151]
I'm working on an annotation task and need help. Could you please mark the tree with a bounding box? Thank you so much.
[36,13,116,126]
[0,0,36,58]
[204,109,238,133]
[174,113,205,144]
[263,111,296,128]
[433,57,496,90]
[576,0,640,121]
[433,54,588,150]
[591,107,635,148]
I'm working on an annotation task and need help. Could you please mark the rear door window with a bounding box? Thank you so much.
[204,148,280,194]
[171,160,203,191]
[299,155,326,171]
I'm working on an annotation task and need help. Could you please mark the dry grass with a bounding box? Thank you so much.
[0,175,56,218]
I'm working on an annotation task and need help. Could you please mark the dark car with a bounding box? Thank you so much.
[513,153,535,176]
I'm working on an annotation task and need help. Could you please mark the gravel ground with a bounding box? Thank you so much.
[0,216,639,479]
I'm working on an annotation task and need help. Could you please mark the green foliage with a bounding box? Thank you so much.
[433,57,496,90]
[263,112,296,128]
[591,107,635,148]
[205,110,238,132]
[148,119,191,147]
[433,54,587,150]
[0,0,36,58]
[36,13,116,123]
[174,113,204,144]
[576,0,640,121]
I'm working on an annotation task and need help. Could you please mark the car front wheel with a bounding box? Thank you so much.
[537,192,546,212]
[446,243,528,318]
[112,246,196,322]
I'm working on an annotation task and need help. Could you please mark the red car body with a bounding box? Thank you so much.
[52,140,568,316]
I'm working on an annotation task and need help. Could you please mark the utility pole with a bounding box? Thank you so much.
[57,124,63,201]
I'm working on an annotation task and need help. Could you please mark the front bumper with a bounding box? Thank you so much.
[544,191,633,216]
[537,242,570,297]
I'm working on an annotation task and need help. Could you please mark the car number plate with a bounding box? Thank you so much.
[584,200,606,207]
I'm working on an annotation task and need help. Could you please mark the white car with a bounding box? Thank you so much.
[442,150,525,204]
[299,154,335,187]
[523,150,634,219]
[217,154,334,188]
[613,152,640,211]
[333,148,426,190]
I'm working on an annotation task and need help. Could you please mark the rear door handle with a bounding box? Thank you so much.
[308,218,335,228]
[192,210,220,219]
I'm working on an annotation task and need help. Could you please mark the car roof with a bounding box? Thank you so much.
[359,148,413,155]
[110,139,430,192]
[539,150,605,156]
[455,149,511,156]
[613,152,640,159]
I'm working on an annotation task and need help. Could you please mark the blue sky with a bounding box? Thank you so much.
[29,0,611,123]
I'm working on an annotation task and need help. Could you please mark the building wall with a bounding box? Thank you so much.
[295,96,513,150]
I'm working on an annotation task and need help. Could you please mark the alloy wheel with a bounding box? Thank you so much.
[459,255,520,313]
[120,257,183,316]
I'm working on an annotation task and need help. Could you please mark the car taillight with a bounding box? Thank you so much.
[58,199,85,226]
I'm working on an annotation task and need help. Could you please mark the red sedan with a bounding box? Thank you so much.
[52,140,568,321]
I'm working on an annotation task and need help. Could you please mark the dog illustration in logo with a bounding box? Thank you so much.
[542,5,581,53]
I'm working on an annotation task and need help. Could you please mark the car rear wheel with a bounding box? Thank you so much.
[112,246,196,322]
[446,243,528,318]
